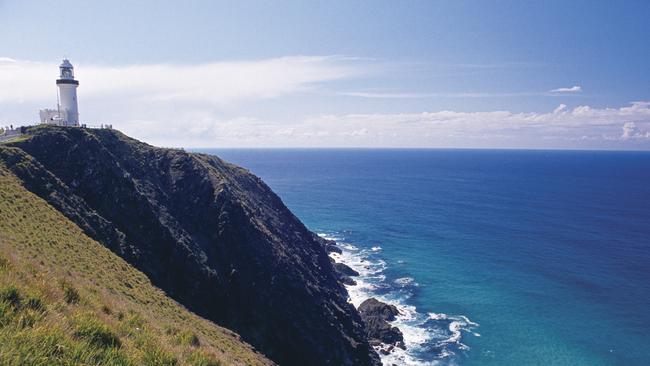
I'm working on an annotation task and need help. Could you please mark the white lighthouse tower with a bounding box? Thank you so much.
[56,59,79,126]
[39,59,83,126]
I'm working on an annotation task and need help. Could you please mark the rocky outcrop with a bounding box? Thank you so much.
[334,262,360,277]
[358,298,401,321]
[1,126,380,366]
[326,243,343,254]
[358,298,405,350]
[333,262,360,286]
[315,234,343,255]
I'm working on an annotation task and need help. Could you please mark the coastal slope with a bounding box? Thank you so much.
[0,126,380,366]
[0,160,273,365]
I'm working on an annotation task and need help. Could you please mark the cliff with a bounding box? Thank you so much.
[0,125,380,366]
[0,160,272,365]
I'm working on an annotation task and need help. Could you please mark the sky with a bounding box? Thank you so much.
[1,0,649,149]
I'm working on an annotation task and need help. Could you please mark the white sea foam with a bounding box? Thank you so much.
[394,277,418,287]
[320,232,479,366]
[428,312,448,321]
[429,313,479,351]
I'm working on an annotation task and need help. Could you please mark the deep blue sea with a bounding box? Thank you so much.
[197,149,650,366]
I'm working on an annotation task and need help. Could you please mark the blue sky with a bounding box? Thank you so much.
[1,0,649,148]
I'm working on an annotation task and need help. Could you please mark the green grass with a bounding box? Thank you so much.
[175,330,201,348]
[188,350,223,366]
[0,160,272,366]
[73,314,122,348]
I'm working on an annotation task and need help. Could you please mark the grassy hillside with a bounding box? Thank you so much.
[1,125,379,366]
[0,162,273,366]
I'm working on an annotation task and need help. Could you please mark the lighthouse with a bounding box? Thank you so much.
[56,59,80,126]
[39,59,85,127]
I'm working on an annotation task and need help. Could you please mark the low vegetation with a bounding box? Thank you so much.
[0,162,272,365]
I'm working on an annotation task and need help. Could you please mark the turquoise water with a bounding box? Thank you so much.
[199,149,650,366]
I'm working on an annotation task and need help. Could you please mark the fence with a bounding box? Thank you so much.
[0,127,22,142]
[0,123,115,142]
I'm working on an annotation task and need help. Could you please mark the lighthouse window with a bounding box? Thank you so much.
[62,68,73,78]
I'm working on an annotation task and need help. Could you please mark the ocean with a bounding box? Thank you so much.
[196,148,650,366]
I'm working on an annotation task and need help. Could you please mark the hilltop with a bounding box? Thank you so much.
[0,125,380,366]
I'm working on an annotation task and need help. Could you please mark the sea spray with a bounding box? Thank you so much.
[320,233,479,366]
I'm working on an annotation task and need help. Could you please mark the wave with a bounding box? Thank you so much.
[319,232,479,366]
[394,277,418,287]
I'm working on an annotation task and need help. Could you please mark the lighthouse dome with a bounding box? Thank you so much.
[60,59,73,68]
[58,59,77,81]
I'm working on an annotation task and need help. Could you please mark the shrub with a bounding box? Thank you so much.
[0,285,22,307]
[61,281,80,304]
[25,296,44,311]
[73,315,121,348]
[0,300,15,326]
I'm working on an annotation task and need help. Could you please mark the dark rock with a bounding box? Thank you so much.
[361,315,404,345]
[326,244,342,254]
[358,298,401,321]
[315,234,343,254]
[357,298,404,349]
[339,275,357,286]
[1,126,381,366]
[331,262,359,287]
[313,234,342,254]
[334,262,360,277]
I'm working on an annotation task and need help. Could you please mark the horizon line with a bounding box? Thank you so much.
[185,146,650,152]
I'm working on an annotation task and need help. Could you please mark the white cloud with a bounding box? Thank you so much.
[553,104,567,114]
[549,85,582,93]
[621,121,650,140]
[109,101,650,148]
[0,56,363,104]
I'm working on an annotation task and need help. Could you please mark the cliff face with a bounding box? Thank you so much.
[0,161,274,366]
[1,126,380,366]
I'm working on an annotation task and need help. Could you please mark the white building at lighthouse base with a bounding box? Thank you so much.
[39,108,73,126]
